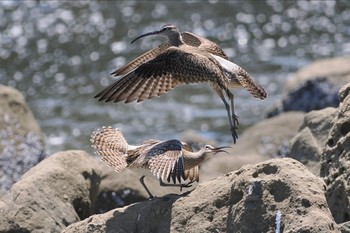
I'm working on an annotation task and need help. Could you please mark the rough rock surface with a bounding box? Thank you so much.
[289,107,337,174]
[200,111,305,182]
[96,112,305,212]
[63,158,338,233]
[0,85,46,194]
[321,82,350,224]
[0,150,102,233]
[94,112,305,214]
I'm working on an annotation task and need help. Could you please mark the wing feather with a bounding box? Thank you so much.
[90,126,128,172]
[111,43,171,76]
[95,47,228,103]
[184,166,199,182]
[144,140,187,183]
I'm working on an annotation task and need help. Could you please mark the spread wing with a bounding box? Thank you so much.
[127,139,160,165]
[142,139,186,183]
[111,43,171,76]
[111,32,227,77]
[95,47,227,103]
[90,126,128,172]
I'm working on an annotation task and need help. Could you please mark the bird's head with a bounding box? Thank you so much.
[131,24,180,44]
[202,145,231,155]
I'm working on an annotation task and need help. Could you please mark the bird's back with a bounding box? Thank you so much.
[127,139,160,167]
[110,31,228,77]
[182,32,228,59]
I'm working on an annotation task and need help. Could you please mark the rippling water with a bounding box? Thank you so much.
[1,1,349,154]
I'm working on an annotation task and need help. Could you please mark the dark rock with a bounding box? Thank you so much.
[268,56,350,117]
[0,85,46,195]
[268,77,339,117]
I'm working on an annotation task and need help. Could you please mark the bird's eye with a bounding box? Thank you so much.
[205,145,211,149]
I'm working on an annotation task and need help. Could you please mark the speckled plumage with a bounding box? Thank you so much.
[111,31,228,77]
[90,126,128,172]
[89,127,227,184]
[95,24,268,143]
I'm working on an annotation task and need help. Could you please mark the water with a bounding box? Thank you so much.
[0,1,349,154]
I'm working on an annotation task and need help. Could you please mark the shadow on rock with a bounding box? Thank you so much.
[63,194,182,233]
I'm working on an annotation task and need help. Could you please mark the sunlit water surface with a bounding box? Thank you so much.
[1,1,349,154]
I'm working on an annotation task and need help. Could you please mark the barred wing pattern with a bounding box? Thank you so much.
[90,126,128,172]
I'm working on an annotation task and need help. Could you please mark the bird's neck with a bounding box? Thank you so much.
[184,150,211,169]
[168,33,185,47]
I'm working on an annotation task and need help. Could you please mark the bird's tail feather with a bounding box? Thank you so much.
[90,126,128,172]
[236,69,268,100]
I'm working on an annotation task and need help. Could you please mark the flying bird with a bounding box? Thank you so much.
[95,24,267,143]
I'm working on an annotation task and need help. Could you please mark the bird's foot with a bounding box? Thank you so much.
[231,126,239,144]
[232,114,239,127]
[180,181,195,191]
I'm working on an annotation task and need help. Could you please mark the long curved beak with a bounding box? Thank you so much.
[130,30,160,44]
[213,146,231,154]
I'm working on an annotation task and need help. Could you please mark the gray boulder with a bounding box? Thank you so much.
[63,158,338,233]
[0,85,46,195]
[289,107,337,174]
[0,150,102,233]
[321,82,350,224]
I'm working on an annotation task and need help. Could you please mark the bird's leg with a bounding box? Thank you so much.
[159,179,194,190]
[214,88,238,143]
[225,90,239,127]
[139,176,154,199]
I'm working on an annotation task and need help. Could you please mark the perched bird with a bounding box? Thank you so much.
[90,126,230,198]
[95,24,267,143]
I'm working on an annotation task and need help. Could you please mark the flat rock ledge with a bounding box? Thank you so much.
[63,158,338,233]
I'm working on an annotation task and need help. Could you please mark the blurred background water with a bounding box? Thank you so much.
[0,0,349,154]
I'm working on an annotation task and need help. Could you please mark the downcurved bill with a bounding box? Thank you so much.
[130,30,160,44]
[212,146,231,154]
